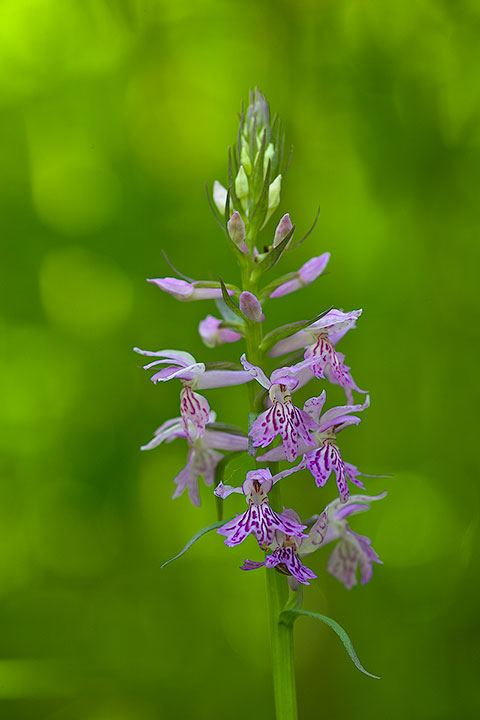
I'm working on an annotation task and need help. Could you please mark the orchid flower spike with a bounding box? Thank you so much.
[216,468,307,548]
[270,253,330,299]
[270,308,366,399]
[134,347,251,437]
[258,392,371,503]
[147,277,235,302]
[301,493,386,589]
[141,413,248,507]
[240,354,318,462]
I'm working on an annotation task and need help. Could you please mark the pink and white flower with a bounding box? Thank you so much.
[270,309,366,400]
[134,348,251,437]
[216,468,307,548]
[141,413,248,507]
[269,254,330,299]
[147,277,235,302]
[258,391,371,503]
[241,520,317,586]
[300,493,386,589]
[240,354,318,462]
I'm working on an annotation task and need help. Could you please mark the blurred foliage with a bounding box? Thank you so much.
[0,0,479,718]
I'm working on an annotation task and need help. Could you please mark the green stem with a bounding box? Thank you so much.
[239,247,298,720]
[265,483,298,720]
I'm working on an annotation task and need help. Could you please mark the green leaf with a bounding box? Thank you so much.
[219,277,243,318]
[257,225,295,273]
[215,298,242,324]
[259,307,332,351]
[160,519,231,569]
[290,205,321,249]
[279,608,380,679]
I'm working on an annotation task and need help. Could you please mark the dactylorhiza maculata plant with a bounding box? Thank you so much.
[135,90,387,719]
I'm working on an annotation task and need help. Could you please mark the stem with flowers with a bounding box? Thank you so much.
[135,90,387,719]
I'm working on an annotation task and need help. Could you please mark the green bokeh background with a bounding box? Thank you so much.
[1,1,479,718]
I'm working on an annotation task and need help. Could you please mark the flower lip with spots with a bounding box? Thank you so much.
[269,309,366,398]
[216,468,307,547]
[240,354,319,462]
[258,391,372,503]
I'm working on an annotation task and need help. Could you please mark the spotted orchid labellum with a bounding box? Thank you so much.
[135,90,387,717]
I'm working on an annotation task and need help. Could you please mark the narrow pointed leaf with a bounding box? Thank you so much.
[220,277,243,318]
[279,608,380,679]
[259,307,333,351]
[290,206,320,249]
[205,182,226,230]
[257,225,295,272]
[160,519,232,569]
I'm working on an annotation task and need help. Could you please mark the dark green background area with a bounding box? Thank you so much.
[1,1,479,718]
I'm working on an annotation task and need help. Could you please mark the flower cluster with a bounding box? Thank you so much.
[136,90,386,593]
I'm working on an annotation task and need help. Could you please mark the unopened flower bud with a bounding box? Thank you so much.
[273,213,293,247]
[240,145,252,175]
[235,166,249,200]
[263,143,275,175]
[239,291,264,322]
[227,211,249,254]
[268,174,282,211]
[213,181,227,216]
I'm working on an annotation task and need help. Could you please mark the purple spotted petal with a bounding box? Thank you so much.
[241,559,266,571]
[180,386,210,438]
[303,392,327,424]
[265,546,317,585]
[327,530,382,589]
[299,510,328,555]
[327,539,360,589]
[217,503,306,547]
[304,442,349,502]
[344,462,366,491]
[250,402,317,462]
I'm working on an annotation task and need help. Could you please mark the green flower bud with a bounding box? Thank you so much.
[263,143,275,175]
[240,145,252,175]
[235,166,249,200]
[268,174,282,211]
